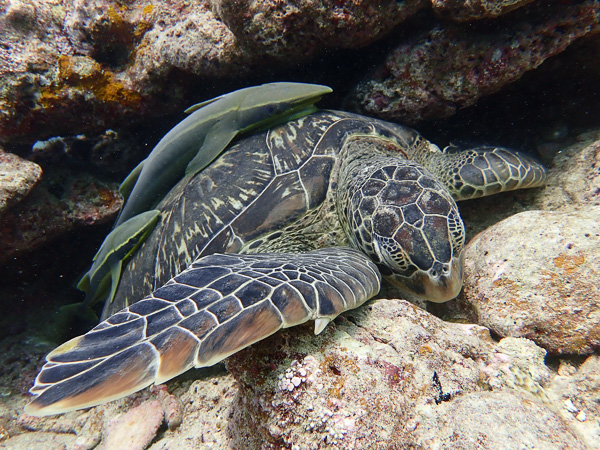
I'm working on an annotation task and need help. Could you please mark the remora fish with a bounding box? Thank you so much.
[77,210,161,308]
[116,82,333,227]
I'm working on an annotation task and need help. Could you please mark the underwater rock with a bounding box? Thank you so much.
[548,355,600,449]
[149,385,184,431]
[0,150,42,216]
[462,207,600,355]
[413,390,585,449]
[431,0,534,21]
[223,299,588,448]
[0,431,79,448]
[210,0,424,59]
[0,0,74,144]
[147,371,238,449]
[535,129,600,210]
[0,170,121,264]
[0,1,239,145]
[99,399,164,450]
[346,0,600,123]
[113,2,247,89]
[4,0,597,149]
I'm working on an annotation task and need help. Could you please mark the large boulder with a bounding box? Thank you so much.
[346,1,600,123]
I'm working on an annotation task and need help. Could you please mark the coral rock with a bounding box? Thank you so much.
[347,1,600,123]
[463,207,600,355]
[535,129,600,210]
[100,399,164,450]
[548,355,600,448]
[431,0,534,21]
[0,170,121,264]
[413,390,585,449]
[0,431,78,448]
[0,150,42,216]
[224,299,588,448]
[211,0,424,59]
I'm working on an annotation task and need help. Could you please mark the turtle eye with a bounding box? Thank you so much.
[371,236,412,276]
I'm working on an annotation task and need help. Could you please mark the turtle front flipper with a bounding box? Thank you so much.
[420,146,547,201]
[26,247,380,416]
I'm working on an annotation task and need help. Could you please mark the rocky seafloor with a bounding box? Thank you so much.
[1,0,599,448]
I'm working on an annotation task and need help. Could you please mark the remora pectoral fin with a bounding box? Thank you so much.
[107,259,123,305]
[185,123,238,177]
[183,96,221,114]
[76,273,90,295]
[118,159,145,201]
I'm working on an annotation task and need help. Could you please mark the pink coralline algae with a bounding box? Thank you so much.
[347,1,600,124]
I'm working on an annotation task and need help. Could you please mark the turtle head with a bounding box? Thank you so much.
[342,159,466,303]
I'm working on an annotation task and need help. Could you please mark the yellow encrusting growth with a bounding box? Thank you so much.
[39,55,142,109]
[553,252,585,275]
[142,4,155,15]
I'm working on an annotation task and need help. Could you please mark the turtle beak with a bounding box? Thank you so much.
[387,250,464,303]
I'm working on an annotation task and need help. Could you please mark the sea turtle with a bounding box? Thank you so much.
[26,109,546,416]
[76,82,332,308]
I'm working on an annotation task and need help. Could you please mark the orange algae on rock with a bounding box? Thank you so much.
[39,55,142,110]
[553,252,586,275]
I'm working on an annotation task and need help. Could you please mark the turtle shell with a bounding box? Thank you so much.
[105,110,419,318]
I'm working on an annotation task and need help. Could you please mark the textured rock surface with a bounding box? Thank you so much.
[462,207,600,355]
[346,1,600,123]
[211,0,424,58]
[2,0,598,148]
[0,0,422,147]
[0,170,121,264]
[0,1,240,145]
[148,371,237,449]
[222,300,587,448]
[548,355,600,449]
[99,400,164,450]
[534,129,600,209]
[431,0,534,21]
[0,431,78,449]
[413,390,585,449]
[0,150,42,215]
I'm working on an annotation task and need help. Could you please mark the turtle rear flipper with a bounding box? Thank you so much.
[26,247,380,416]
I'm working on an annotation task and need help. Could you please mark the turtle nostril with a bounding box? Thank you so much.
[431,261,445,279]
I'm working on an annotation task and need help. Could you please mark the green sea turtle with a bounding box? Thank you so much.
[26,108,546,416]
[77,82,332,308]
